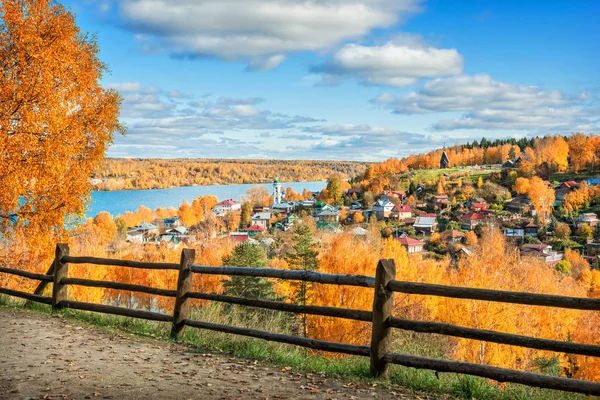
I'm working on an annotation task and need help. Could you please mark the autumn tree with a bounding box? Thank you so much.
[569,133,595,173]
[326,175,343,205]
[0,0,123,243]
[240,202,253,229]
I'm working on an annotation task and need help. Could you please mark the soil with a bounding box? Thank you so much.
[0,307,448,400]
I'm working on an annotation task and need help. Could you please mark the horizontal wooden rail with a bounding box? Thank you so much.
[58,300,173,322]
[191,265,376,288]
[389,281,600,310]
[384,352,600,396]
[62,256,179,271]
[0,267,53,282]
[187,291,372,322]
[0,286,52,305]
[184,319,370,357]
[389,317,600,357]
[61,278,177,298]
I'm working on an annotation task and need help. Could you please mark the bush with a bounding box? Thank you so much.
[554,259,572,275]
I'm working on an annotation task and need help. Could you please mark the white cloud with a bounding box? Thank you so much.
[115,0,422,68]
[106,81,142,92]
[247,54,287,71]
[372,74,597,132]
[313,38,463,86]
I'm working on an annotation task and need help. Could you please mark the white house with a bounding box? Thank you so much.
[251,212,272,229]
[212,199,242,216]
[126,229,144,244]
[372,198,395,219]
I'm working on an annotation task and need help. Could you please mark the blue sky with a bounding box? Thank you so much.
[63,0,599,161]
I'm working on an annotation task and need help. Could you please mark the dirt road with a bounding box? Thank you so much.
[0,307,446,400]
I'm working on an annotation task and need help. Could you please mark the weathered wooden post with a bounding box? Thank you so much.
[52,244,70,311]
[370,259,396,377]
[171,248,195,339]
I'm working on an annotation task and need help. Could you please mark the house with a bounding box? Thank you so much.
[413,214,438,235]
[314,202,336,215]
[166,226,189,236]
[505,195,531,214]
[317,210,340,224]
[470,202,488,212]
[126,229,144,244]
[372,198,395,219]
[521,244,563,263]
[503,228,525,238]
[154,217,182,231]
[391,204,412,220]
[586,178,600,187]
[440,150,450,169]
[440,229,466,244]
[586,239,600,256]
[558,181,579,190]
[432,195,451,208]
[134,222,159,236]
[229,232,250,243]
[521,221,539,237]
[383,190,406,201]
[245,225,266,236]
[251,212,272,230]
[577,213,599,228]
[461,212,484,230]
[396,236,426,254]
[345,188,363,197]
[212,199,242,216]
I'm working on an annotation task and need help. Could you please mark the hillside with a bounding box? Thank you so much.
[91,158,369,191]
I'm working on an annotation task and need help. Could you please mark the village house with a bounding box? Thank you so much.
[154,217,182,231]
[391,204,412,221]
[251,212,272,230]
[503,220,539,239]
[587,178,600,186]
[460,212,484,230]
[413,214,438,235]
[372,198,395,220]
[317,210,340,224]
[212,199,242,216]
[126,229,144,244]
[229,231,250,243]
[586,239,600,256]
[440,229,466,244]
[505,195,532,214]
[348,226,368,236]
[431,195,451,208]
[521,244,563,263]
[469,201,488,212]
[382,190,406,201]
[134,222,159,236]
[396,235,426,254]
[245,225,266,236]
[577,213,599,228]
[558,181,579,190]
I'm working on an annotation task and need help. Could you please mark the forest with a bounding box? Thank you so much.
[90,158,369,190]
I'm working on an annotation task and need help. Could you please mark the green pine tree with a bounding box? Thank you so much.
[593,224,600,242]
[222,242,278,301]
[285,224,319,337]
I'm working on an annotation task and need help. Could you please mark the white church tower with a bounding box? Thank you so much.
[273,177,283,204]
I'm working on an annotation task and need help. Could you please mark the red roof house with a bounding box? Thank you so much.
[396,236,426,254]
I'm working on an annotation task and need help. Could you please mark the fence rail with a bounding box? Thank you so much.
[0,244,598,396]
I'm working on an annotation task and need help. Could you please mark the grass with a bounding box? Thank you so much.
[0,294,595,400]
[397,166,501,190]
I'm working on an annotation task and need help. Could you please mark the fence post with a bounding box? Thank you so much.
[52,244,70,311]
[171,248,195,339]
[370,259,396,378]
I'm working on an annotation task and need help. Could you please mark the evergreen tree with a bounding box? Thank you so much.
[222,242,278,301]
[593,224,600,242]
[285,224,319,337]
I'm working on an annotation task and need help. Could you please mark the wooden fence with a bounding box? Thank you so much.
[0,244,599,395]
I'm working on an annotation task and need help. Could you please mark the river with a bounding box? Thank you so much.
[87,181,326,218]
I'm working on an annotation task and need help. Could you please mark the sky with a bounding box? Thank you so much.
[63,0,599,161]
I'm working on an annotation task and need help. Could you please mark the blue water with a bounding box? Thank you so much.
[87,181,326,218]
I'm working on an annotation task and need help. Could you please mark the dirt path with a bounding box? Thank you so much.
[0,307,447,400]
